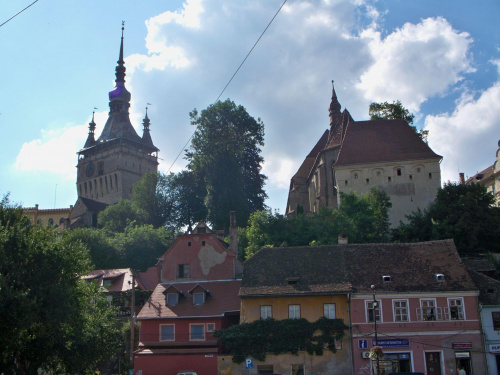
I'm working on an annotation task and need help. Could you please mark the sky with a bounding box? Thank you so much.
[1,0,499,213]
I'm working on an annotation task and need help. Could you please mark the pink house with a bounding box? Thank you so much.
[347,240,485,375]
[134,221,242,375]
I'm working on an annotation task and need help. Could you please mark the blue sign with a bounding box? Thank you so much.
[245,358,253,369]
[358,339,368,349]
[372,339,410,348]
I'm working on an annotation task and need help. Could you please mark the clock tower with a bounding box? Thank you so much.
[70,25,159,227]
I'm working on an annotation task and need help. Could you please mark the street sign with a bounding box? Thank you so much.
[371,339,410,348]
[358,339,368,349]
[245,358,253,369]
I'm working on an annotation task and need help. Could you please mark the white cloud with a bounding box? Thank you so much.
[357,17,474,112]
[14,111,109,178]
[425,75,500,184]
[262,154,298,190]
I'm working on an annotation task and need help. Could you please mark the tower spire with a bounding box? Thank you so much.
[84,111,97,148]
[141,105,158,151]
[115,21,126,84]
[329,80,342,128]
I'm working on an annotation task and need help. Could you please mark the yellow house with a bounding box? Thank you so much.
[218,246,353,375]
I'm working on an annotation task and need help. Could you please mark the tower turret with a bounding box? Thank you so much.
[329,80,342,129]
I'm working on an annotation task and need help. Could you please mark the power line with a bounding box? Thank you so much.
[0,0,39,29]
[165,0,288,175]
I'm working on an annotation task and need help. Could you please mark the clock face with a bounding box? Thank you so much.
[86,163,95,177]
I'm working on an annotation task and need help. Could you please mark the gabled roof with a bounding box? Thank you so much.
[82,268,138,292]
[335,119,442,166]
[240,240,475,297]
[465,164,494,184]
[290,130,329,184]
[137,280,241,320]
[468,270,500,305]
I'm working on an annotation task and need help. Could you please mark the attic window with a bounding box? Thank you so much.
[103,279,112,287]
[166,293,179,306]
[193,292,205,305]
[435,273,445,282]
[382,275,392,283]
[198,227,206,234]
[286,277,300,285]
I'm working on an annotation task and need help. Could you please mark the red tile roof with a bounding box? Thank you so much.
[137,280,241,320]
[240,240,476,297]
[82,268,136,292]
[291,130,329,182]
[335,119,442,166]
[465,164,494,184]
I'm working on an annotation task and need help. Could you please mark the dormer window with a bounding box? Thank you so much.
[435,273,445,282]
[193,292,205,305]
[382,275,392,283]
[286,277,299,285]
[166,293,179,306]
[103,279,112,287]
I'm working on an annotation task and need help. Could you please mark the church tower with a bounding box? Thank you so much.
[70,25,159,227]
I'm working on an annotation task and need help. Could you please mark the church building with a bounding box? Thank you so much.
[69,26,159,228]
[286,83,442,227]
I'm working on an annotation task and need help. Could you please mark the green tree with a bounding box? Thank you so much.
[369,100,428,141]
[242,188,392,259]
[98,199,140,232]
[392,182,500,254]
[187,99,267,229]
[0,197,120,375]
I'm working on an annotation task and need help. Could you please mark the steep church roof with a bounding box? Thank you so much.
[335,119,442,166]
[80,25,158,153]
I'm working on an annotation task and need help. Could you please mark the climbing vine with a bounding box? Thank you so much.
[214,317,348,363]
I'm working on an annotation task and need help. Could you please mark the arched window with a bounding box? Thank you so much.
[48,218,54,226]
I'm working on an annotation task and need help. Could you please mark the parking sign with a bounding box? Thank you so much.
[245,358,253,369]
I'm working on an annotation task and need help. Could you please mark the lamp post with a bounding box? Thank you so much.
[371,284,380,375]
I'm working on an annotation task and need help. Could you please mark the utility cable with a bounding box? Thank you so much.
[165,0,288,175]
[0,0,39,28]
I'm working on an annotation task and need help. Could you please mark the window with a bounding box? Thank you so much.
[367,301,380,322]
[324,304,336,319]
[193,292,205,305]
[160,325,174,341]
[103,279,112,287]
[345,180,348,186]
[366,178,370,184]
[448,298,464,320]
[166,293,178,306]
[190,324,205,340]
[397,168,402,176]
[354,173,359,179]
[289,305,300,319]
[417,168,421,173]
[291,364,305,375]
[59,218,65,225]
[198,227,206,234]
[421,299,436,321]
[429,172,432,179]
[202,241,206,246]
[178,264,190,278]
[207,323,215,332]
[393,300,409,322]
[493,312,500,330]
[48,218,54,226]
[187,241,191,247]
[388,176,392,183]
[409,175,413,181]
[260,305,272,319]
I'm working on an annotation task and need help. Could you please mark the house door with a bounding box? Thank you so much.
[425,352,442,375]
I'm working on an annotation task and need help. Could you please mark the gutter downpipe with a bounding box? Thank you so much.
[348,293,354,375]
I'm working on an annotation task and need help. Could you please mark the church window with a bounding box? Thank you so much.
[110,176,113,189]
[98,162,104,176]
[48,218,54,226]
[115,174,118,188]
[397,168,402,176]
[59,218,65,225]
[94,180,97,191]
[89,182,92,193]
[105,176,108,192]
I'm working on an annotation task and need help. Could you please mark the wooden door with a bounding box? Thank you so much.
[425,352,442,375]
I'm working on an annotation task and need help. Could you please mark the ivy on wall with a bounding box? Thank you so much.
[214,317,348,363]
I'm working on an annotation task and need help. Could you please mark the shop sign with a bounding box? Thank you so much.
[452,342,472,349]
[372,339,410,348]
[455,352,470,358]
[490,344,500,353]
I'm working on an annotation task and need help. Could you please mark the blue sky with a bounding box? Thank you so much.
[1,0,499,213]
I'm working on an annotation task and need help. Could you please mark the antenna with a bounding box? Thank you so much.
[54,184,57,209]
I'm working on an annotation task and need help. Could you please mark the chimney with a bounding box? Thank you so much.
[459,173,465,185]
[229,211,238,255]
[338,233,348,245]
